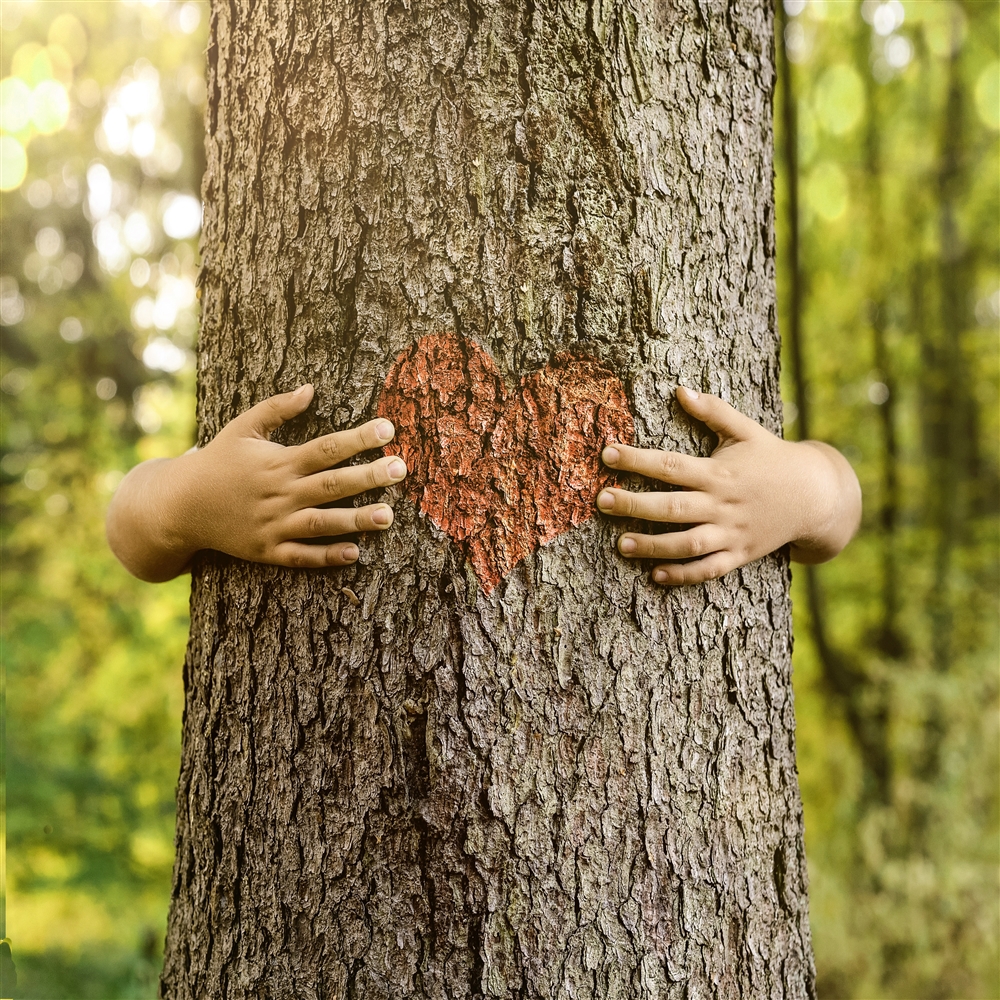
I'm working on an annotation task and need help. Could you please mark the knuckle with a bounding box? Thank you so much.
[686,533,705,557]
[307,511,326,536]
[288,549,308,568]
[320,435,344,464]
[322,472,342,498]
[659,451,679,478]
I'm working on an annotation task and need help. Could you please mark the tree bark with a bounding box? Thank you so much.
[161,1,815,997]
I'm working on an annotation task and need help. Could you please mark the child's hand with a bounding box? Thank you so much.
[596,386,861,586]
[107,384,407,582]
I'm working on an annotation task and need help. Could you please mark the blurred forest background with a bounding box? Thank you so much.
[0,0,996,997]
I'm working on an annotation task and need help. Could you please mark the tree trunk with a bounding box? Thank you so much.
[161,1,815,996]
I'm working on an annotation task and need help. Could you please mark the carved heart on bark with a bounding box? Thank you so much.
[378,331,635,594]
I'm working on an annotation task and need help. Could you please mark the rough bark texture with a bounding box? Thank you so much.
[161,1,815,997]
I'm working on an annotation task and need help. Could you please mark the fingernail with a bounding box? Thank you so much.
[679,386,699,399]
[603,446,620,465]
[597,490,615,510]
[372,507,392,525]
[376,420,394,441]
[388,459,406,480]
[294,383,312,396]
[344,544,359,560]
[619,537,637,554]
[653,570,667,583]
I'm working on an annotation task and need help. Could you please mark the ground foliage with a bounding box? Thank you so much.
[0,1,996,997]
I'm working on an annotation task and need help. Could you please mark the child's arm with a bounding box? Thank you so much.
[596,386,861,586]
[106,384,407,583]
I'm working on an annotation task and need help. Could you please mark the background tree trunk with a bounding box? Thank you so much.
[161,0,815,996]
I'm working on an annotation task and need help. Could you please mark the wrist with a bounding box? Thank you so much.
[157,447,208,560]
[789,441,860,562]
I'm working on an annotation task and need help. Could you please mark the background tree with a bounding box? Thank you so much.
[157,0,815,995]
[2,1,996,997]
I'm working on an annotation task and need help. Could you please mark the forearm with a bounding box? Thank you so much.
[106,453,200,582]
[789,440,862,564]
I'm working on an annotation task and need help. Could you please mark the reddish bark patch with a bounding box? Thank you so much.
[378,331,635,593]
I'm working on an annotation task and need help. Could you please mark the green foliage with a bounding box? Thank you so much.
[1,2,204,997]
[776,0,1000,995]
[0,1,996,998]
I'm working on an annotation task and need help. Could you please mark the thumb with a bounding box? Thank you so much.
[238,384,314,438]
[676,386,761,441]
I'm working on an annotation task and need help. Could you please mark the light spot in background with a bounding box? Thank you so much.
[806,161,849,221]
[31,80,70,135]
[1,366,30,395]
[178,3,202,33]
[975,61,1000,130]
[99,470,125,493]
[25,178,53,208]
[131,296,155,329]
[96,377,118,401]
[185,75,206,105]
[133,399,163,435]
[101,106,130,156]
[871,0,904,36]
[868,382,890,405]
[117,67,160,118]
[86,163,113,219]
[38,263,63,295]
[0,76,33,133]
[783,0,807,15]
[1,453,27,476]
[12,44,57,87]
[35,227,63,258]
[161,194,201,239]
[130,258,151,287]
[75,77,101,108]
[0,277,26,326]
[23,468,48,491]
[1,3,23,31]
[44,494,69,516]
[784,400,799,426]
[142,336,187,373]
[152,292,177,330]
[59,316,85,342]
[48,14,89,66]
[124,210,153,254]
[975,290,1000,326]
[61,253,83,285]
[93,215,131,275]
[814,64,864,135]
[0,135,28,191]
[157,141,183,174]
[130,120,156,158]
[785,21,814,64]
[884,35,912,70]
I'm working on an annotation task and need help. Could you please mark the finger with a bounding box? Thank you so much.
[675,386,763,442]
[236,384,314,438]
[270,540,360,569]
[285,503,395,539]
[602,443,713,489]
[294,418,396,475]
[596,486,714,524]
[296,455,407,506]
[616,524,725,561]
[650,551,737,586]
